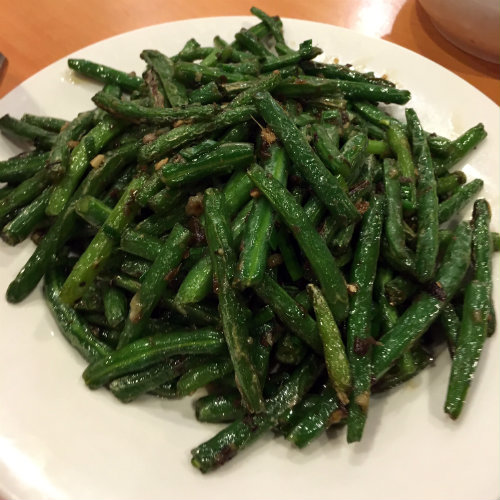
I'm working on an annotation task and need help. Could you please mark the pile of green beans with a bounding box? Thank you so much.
[0,6,497,473]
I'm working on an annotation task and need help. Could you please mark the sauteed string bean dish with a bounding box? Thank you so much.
[0,6,496,473]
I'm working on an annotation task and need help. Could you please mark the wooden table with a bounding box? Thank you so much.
[0,0,498,104]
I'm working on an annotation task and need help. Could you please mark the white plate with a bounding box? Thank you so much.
[0,16,498,500]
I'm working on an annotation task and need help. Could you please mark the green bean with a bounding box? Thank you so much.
[181,247,206,270]
[83,312,110,329]
[286,386,346,448]
[363,121,387,141]
[0,114,56,150]
[249,7,286,45]
[44,266,111,363]
[147,187,187,215]
[138,105,256,163]
[372,345,434,393]
[6,143,138,303]
[231,21,270,49]
[351,101,397,127]
[97,329,121,349]
[117,224,191,348]
[219,123,253,144]
[229,71,283,108]
[48,109,95,182]
[173,39,212,62]
[74,195,111,230]
[492,232,500,252]
[110,357,192,403]
[387,122,417,214]
[0,151,49,184]
[189,82,224,105]
[303,195,326,227]
[384,275,418,306]
[1,187,52,245]
[175,254,212,305]
[103,285,128,329]
[92,92,218,125]
[200,43,231,67]
[275,228,304,281]
[374,274,424,380]
[74,280,104,313]
[438,179,484,224]
[120,255,151,280]
[134,206,185,236]
[308,284,351,404]
[277,393,324,436]
[222,170,253,215]
[348,177,373,203]
[472,198,493,325]
[219,60,260,76]
[444,280,489,419]
[234,29,275,59]
[330,223,354,256]
[439,303,460,357]
[249,322,275,386]
[346,195,384,442]
[372,221,472,379]
[254,92,358,226]
[120,228,162,261]
[0,165,62,226]
[161,142,254,187]
[253,273,321,353]
[83,328,226,389]
[101,164,138,207]
[68,58,143,91]
[59,174,146,306]
[352,101,452,156]
[231,199,254,246]
[204,188,265,413]
[249,307,274,330]
[149,381,178,398]
[46,115,128,216]
[190,354,323,473]
[374,267,398,335]
[335,248,353,268]
[406,108,439,283]
[302,60,395,87]
[310,123,349,179]
[167,299,220,327]
[142,67,166,107]
[275,76,411,104]
[141,49,188,107]
[179,139,218,161]
[436,172,466,197]
[195,393,245,423]
[248,163,349,321]
[365,139,389,156]
[112,272,219,326]
[21,114,66,133]
[129,168,164,208]
[275,334,308,365]
[261,40,322,72]
[175,61,256,86]
[340,132,368,185]
[221,80,257,98]
[382,158,415,271]
[236,144,287,288]
[434,124,487,176]
[177,358,234,396]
